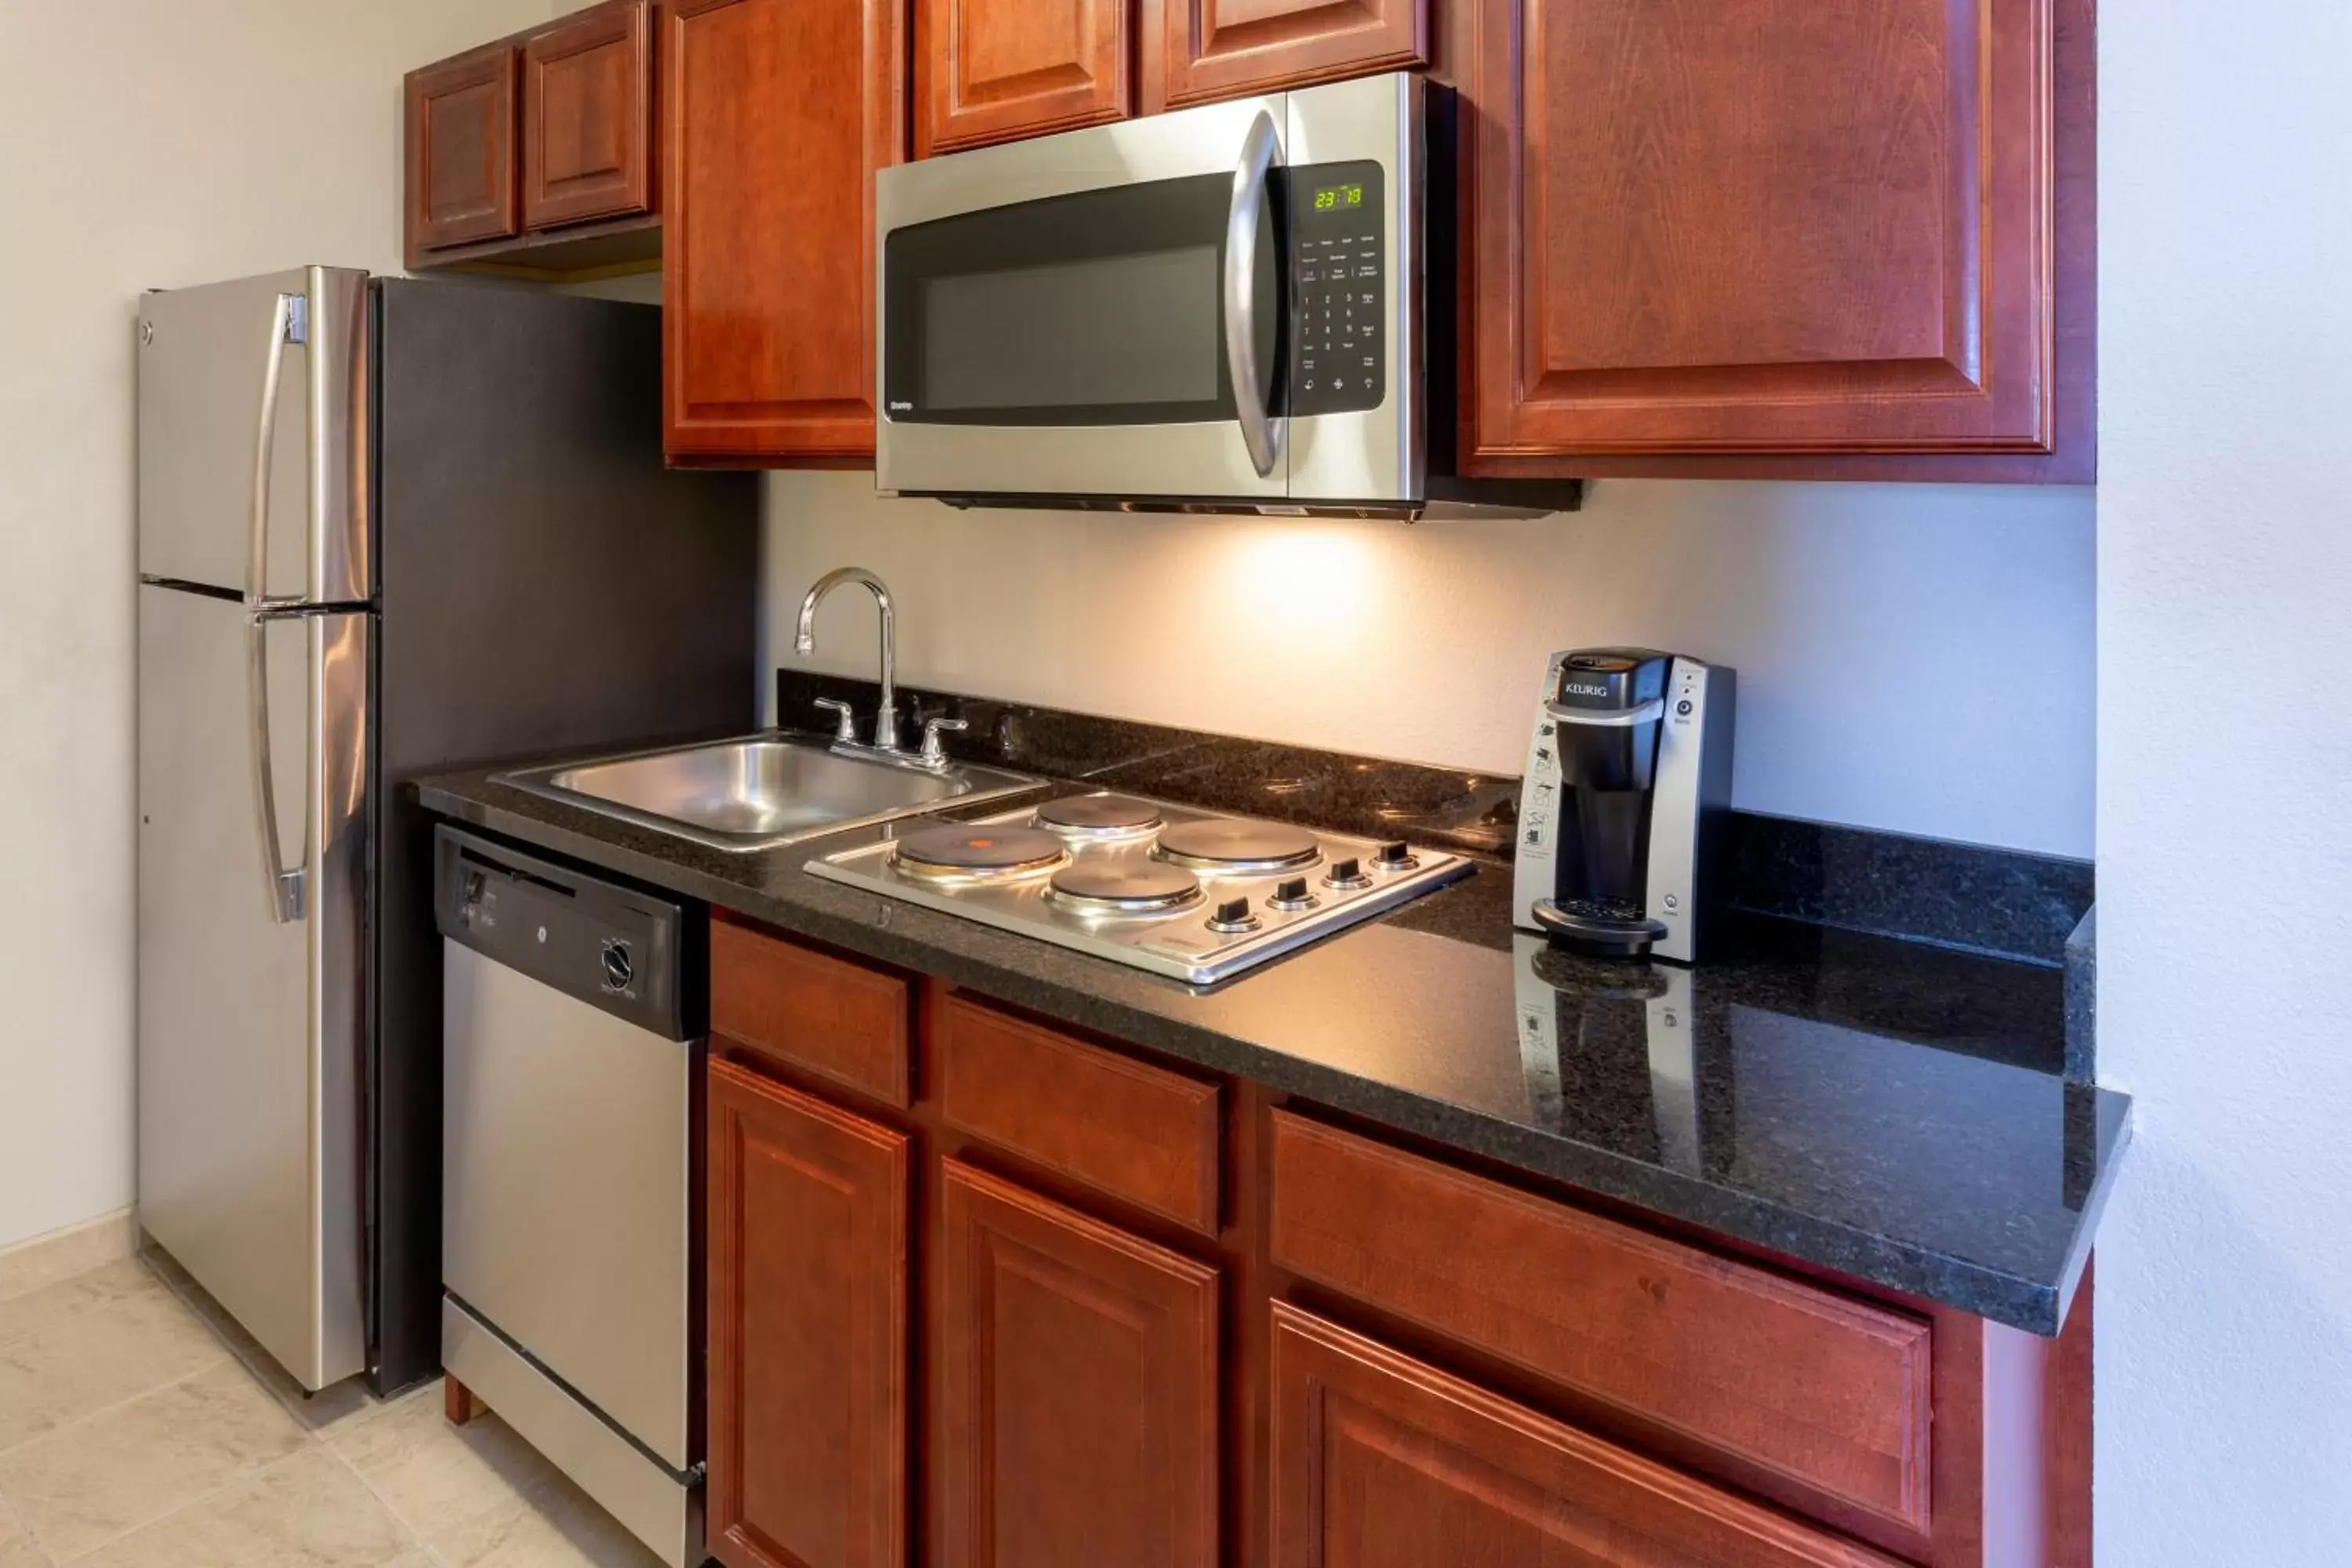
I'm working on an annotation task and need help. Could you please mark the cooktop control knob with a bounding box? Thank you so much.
[1269,877,1318,912]
[1373,840,1420,872]
[1207,897,1261,934]
[1323,856,1373,891]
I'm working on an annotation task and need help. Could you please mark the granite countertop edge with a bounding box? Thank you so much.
[416,772,2120,1337]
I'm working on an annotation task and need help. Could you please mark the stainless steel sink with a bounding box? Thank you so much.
[495,734,1044,852]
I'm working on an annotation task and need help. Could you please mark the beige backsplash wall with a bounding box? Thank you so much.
[761,471,2095,858]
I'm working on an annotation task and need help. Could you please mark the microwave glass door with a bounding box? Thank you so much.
[876,93,1292,502]
[884,175,1273,431]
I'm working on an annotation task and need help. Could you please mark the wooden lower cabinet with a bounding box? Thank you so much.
[936,1160,1220,1568]
[1270,1303,1906,1568]
[704,929,2091,1568]
[706,1059,910,1568]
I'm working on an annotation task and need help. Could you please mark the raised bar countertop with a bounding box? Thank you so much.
[418,749,2126,1337]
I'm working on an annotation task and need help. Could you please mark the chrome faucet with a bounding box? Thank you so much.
[794,567,899,752]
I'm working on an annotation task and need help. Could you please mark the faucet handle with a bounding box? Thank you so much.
[919,717,968,769]
[812,698,858,745]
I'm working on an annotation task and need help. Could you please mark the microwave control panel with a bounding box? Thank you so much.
[1287,161,1387,416]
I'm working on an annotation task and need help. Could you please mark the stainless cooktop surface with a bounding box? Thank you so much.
[806,792,1472,985]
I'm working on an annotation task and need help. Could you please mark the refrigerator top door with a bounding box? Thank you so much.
[137,584,369,1391]
[138,267,370,604]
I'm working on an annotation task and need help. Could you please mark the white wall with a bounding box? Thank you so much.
[0,0,551,1251]
[764,474,2096,856]
[2095,2,2352,1560]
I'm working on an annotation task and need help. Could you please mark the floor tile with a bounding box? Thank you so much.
[0,1359,309,1560]
[426,1475,662,1568]
[0,1495,49,1568]
[0,1290,227,1454]
[328,1388,567,1542]
[71,1450,414,1568]
[146,1259,383,1437]
[0,1217,137,1307]
[0,1264,169,1356]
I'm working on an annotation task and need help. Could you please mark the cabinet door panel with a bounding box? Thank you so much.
[1151,0,1427,109]
[1468,0,2054,458]
[1271,1304,1909,1568]
[937,1160,1218,1568]
[523,0,655,230]
[918,0,1131,155]
[405,47,520,261]
[666,0,903,462]
[708,1059,908,1568]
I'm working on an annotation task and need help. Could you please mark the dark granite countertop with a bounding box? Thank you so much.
[417,753,2127,1337]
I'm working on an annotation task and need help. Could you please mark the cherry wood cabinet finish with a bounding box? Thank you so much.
[711,916,913,1107]
[1144,0,1428,111]
[936,1159,1220,1568]
[665,0,903,462]
[442,1375,485,1426]
[1268,1112,1935,1532]
[522,0,655,230]
[916,0,1132,155]
[707,1059,910,1568]
[404,46,521,264]
[937,996,1223,1236]
[1270,1304,1908,1568]
[1462,0,2060,466]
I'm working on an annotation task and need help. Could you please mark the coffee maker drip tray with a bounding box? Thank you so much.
[1530,898,1670,960]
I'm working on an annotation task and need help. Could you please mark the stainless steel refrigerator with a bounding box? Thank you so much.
[137,267,755,1395]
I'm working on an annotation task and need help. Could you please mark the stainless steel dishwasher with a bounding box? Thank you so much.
[434,826,703,1566]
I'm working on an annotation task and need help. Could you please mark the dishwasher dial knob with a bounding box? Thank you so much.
[1207,897,1261,935]
[1268,877,1318,912]
[601,938,635,993]
[1323,856,1373,891]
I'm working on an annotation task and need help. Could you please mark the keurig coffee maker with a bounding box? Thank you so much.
[1512,649,1734,962]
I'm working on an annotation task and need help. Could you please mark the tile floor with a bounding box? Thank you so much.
[0,1251,660,1568]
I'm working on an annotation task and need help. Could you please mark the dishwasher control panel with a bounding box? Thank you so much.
[434,825,698,1040]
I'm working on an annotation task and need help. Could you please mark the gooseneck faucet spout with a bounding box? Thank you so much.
[795,567,898,750]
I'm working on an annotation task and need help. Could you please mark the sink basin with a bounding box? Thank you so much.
[496,734,1044,852]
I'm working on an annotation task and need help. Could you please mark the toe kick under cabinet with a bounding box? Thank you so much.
[704,916,2090,1568]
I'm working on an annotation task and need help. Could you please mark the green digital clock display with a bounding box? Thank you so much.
[1311,184,1365,212]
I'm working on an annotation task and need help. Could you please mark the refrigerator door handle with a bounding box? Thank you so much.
[248,291,305,611]
[246,608,307,924]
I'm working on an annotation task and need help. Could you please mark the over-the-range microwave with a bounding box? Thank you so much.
[874,72,1581,520]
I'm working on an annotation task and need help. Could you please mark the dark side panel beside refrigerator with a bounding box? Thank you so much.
[138,268,757,1399]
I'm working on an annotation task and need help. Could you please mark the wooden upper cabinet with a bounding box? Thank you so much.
[1145,0,1428,111]
[936,1160,1219,1568]
[404,46,520,263]
[666,0,903,463]
[522,0,655,230]
[706,1060,909,1568]
[1271,1305,1911,1568]
[1466,0,2060,466]
[916,0,1131,155]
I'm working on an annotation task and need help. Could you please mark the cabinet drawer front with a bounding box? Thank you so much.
[1271,1304,1907,1568]
[712,920,912,1106]
[1269,1113,1933,1530]
[939,996,1221,1236]
[938,1160,1220,1568]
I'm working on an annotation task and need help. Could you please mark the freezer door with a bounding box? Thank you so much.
[138,584,370,1391]
[137,267,370,604]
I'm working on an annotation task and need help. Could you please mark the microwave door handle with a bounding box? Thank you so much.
[1224,108,1285,480]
